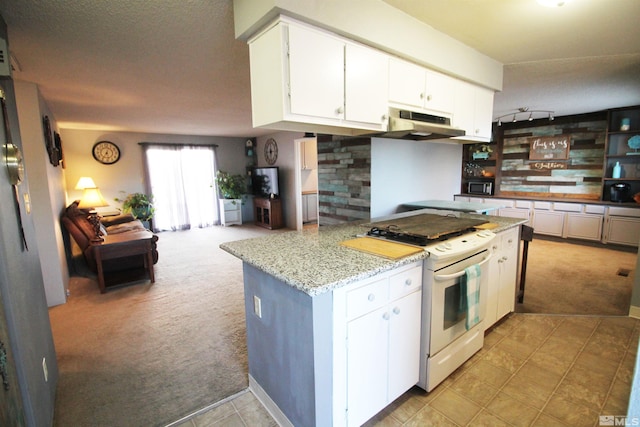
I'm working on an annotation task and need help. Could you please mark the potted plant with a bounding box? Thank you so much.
[215,171,245,202]
[215,171,245,226]
[115,192,155,222]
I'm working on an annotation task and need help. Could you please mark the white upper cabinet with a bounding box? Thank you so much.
[452,80,494,142]
[288,24,345,120]
[388,58,454,115]
[249,18,388,135]
[345,43,389,126]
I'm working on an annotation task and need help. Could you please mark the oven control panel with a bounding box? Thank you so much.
[426,230,496,262]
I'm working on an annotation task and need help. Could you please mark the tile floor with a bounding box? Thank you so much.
[171,313,640,427]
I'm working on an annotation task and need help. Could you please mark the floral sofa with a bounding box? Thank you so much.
[62,201,159,275]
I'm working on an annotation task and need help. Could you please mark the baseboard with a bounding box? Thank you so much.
[249,375,293,427]
[629,305,640,319]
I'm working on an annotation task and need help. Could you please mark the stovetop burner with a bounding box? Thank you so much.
[366,225,479,246]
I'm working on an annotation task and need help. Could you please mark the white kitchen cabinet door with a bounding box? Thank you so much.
[301,139,317,170]
[388,58,425,109]
[424,69,454,114]
[452,81,494,142]
[485,227,519,330]
[566,213,603,241]
[347,305,389,427]
[604,216,640,246]
[345,44,388,127]
[302,193,318,223]
[499,207,531,224]
[532,210,565,237]
[388,58,454,114]
[288,24,345,120]
[387,290,422,401]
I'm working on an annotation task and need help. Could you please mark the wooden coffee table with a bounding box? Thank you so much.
[93,230,156,293]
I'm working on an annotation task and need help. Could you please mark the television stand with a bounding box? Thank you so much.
[254,197,283,229]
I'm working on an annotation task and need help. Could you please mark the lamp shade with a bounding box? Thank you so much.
[75,176,97,190]
[77,187,109,209]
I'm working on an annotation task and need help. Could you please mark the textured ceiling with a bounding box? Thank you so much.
[0,0,639,137]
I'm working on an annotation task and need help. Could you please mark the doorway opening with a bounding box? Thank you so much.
[295,136,319,230]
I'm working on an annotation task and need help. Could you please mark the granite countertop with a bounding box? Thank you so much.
[220,209,526,297]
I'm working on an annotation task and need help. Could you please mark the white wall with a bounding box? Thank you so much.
[15,81,70,306]
[371,138,462,218]
[60,129,247,209]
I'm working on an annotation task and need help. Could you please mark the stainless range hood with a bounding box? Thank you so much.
[375,108,466,140]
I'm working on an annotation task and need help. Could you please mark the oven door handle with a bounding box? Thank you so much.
[433,254,492,281]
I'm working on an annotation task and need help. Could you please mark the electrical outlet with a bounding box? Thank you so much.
[42,357,48,382]
[253,295,262,318]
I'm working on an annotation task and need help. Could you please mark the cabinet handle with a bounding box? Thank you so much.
[475,128,480,134]
[502,256,508,262]
[426,94,432,102]
[492,245,498,250]
[368,293,375,302]
[393,307,400,315]
[335,106,344,115]
[404,278,412,286]
[382,312,390,320]
[381,114,387,122]
[419,92,425,100]
[507,239,513,244]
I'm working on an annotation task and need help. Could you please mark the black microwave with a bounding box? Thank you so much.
[467,181,493,195]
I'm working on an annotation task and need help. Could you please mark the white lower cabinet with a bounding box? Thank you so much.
[219,199,242,226]
[302,193,318,223]
[334,262,422,427]
[605,217,640,246]
[485,227,519,330]
[532,210,565,236]
[565,213,603,241]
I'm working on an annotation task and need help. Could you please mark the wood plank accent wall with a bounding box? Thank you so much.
[317,135,371,225]
[498,113,607,200]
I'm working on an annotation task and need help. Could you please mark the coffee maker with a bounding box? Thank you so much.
[611,182,631,202]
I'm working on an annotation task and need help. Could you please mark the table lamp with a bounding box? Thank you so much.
[78,187,109,242]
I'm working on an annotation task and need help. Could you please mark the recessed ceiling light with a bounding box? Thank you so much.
[537,0,569,7]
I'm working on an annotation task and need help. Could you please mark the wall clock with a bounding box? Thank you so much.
[4,143,24,186]
[265,138,278,165]
[92,141,121,165]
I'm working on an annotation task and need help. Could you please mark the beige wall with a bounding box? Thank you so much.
[60,129,248,210]
[15,81,69,306]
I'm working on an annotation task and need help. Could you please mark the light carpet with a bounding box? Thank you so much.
[516,236,638,316]
[49,224,279,427]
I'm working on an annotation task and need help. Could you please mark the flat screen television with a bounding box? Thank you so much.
[252,166,280,198]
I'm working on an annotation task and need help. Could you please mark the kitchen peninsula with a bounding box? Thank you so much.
[220,209,525,427]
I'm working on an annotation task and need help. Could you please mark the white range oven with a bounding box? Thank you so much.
[419,233,493,391]
[364,213,496,392]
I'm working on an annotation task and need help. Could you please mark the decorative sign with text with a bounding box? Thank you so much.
[529,135,571,160]
[530,161,567,170]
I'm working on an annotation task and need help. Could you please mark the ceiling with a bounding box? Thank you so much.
[0,0,638,137]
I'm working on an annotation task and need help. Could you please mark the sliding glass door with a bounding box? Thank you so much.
[143,144,219,231]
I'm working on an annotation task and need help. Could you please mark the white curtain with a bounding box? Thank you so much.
[142,144,219,231]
